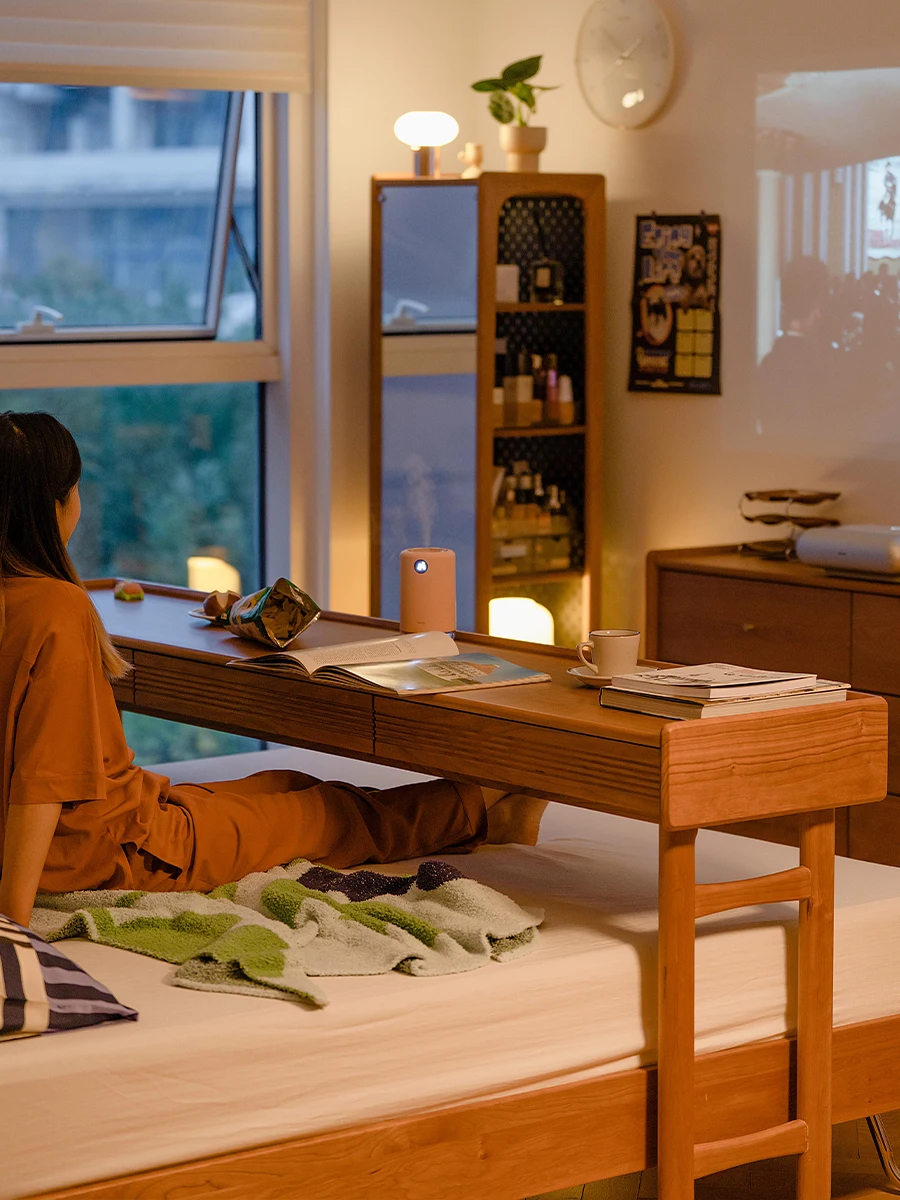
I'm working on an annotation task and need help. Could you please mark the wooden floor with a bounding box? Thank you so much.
[526,1112,900,1200]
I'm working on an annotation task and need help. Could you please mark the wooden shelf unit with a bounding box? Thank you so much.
[370,172,604,644]
[478,173,604,640]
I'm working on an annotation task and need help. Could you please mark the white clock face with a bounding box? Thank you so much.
[576,0,676,130]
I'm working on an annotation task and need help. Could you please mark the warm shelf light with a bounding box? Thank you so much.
[393,111,459,177]
[489,597,555,645]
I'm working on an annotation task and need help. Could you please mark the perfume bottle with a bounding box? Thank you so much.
[528,206,564,304]
[529,257,565,305]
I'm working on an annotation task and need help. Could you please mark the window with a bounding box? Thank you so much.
[0,86,281,764]
[0,85,259,342]
[6,383,260,587]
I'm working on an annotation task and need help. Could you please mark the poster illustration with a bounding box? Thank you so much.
[628,213,721,395]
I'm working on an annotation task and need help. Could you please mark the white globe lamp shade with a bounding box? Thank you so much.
[393,111,459,178]
[393,111,459,149]
[489,597,555,646]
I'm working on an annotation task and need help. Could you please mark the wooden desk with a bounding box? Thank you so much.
[87,580,888,1200]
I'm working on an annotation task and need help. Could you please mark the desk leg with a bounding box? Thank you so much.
[658,826,698,1200]
[796,809,835,1200]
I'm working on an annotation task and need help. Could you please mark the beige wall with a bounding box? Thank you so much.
[329,0,900,633]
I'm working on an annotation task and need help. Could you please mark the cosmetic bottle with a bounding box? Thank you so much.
[493,338,507,428]
[544,353,560,424]
[529,257,564,305]
[558,374,575,426]
[513,350,534,427]
[530,354,547,425]
[528,208,565,305]
[533,472,551,533]
[502,349,519,426]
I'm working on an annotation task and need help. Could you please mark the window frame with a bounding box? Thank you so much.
[0,93,281,389]
[0,90,249,346]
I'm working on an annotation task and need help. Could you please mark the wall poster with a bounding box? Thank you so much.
[628,213,721,395]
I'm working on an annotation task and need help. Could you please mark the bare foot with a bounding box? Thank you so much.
[483,791,548,846]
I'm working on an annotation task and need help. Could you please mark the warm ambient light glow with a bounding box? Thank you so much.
[187,555,241,595]
[621,88,645,109]
[393,111,459,149]
[489,597,555,645]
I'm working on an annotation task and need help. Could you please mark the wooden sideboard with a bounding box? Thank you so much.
[647,545,900,864]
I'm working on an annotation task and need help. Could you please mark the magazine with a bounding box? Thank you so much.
[228,631,550,695]
[608,662,818,700]
[600,680,848,720]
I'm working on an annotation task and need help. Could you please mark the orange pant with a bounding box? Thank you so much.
[128,770,487,892]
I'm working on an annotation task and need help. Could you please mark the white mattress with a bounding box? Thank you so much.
[5,801,900,1200]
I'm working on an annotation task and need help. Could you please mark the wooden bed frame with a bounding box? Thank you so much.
[24,583,892,1200]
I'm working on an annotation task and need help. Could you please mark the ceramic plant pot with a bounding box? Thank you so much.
[498,124,547,172]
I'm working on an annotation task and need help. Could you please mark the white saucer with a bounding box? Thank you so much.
[567,665,610,688]
[188,607,227,624]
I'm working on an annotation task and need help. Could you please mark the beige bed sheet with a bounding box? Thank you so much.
[4,803,900,1200]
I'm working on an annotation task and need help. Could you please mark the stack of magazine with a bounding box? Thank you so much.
[599,663,849,720]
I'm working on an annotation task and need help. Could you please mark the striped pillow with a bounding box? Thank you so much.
[0,914,137,1040]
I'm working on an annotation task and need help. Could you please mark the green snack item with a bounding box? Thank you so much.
[114,580,145,602]
[224,577,320,648]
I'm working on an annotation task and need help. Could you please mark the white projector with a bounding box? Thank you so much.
[795,524,900,577]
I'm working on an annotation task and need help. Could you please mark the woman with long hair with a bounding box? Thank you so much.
[0,413,542,927]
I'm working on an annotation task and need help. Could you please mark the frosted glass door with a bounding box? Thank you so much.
[379,184,477,630]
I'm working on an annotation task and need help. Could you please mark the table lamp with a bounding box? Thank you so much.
[393,111,459,177]
[489,596,555,645]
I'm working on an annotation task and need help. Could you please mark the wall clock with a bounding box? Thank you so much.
[575,0,676,130]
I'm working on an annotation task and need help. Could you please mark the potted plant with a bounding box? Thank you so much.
[471,56,558,172]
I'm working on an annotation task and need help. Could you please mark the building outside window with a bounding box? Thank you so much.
[0,85,273,765]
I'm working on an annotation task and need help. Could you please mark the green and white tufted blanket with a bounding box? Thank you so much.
[31,859,543,1008]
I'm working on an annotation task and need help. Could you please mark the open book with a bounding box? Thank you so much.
[228,630,550,695]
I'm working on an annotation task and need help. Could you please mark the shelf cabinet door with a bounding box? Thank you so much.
[373,182,479,630]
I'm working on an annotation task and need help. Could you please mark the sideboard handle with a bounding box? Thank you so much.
[742,621,756,633]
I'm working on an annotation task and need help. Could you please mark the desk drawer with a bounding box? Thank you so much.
[853,594,900,695]
[849,793,900,867]
[656,571,851,680]
[111,648,135,707]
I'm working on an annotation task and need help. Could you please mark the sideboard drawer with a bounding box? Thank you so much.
[656,571,852,680]
[853,594,900,696]
[849,794,900,867]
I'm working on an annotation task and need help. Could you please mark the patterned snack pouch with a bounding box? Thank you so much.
[224,577,320,648]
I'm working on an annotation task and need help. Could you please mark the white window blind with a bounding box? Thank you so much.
[0,1,310,93]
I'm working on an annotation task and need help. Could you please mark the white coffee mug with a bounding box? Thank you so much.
[576,629,640,678]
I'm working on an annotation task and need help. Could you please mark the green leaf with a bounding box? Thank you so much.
[472,78,505,93]
[509,81,536,109]
[501,56,542,85]
[488,91,515,124]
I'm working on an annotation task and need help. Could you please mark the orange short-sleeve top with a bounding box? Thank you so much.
[0,576,173,891]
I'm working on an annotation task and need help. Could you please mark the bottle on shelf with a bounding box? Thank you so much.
[528,207,565,305]
[544,353,560,424]
[558,374,575,426]
[547,485,571,535]
[529,257,565,305]
[533,472,551,533]
[492,337,507,428]
[502,347,530,427]
[515,469,535,525]
[515,350,534,427]
[530,354,546,425]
